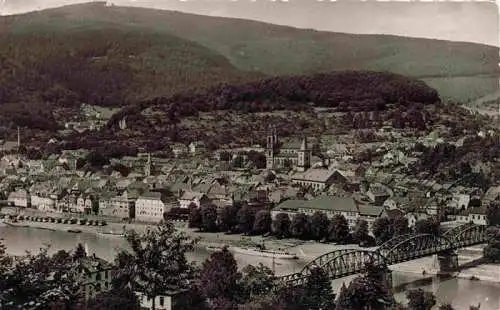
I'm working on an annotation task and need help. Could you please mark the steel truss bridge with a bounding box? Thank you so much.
[278,223,488,286]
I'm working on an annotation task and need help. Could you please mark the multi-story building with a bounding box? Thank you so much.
[291,169,337,191]
[271,195,387,228]
[31,194,56,212]
[100,191,136,219]
[74,255,115,300]
[135,192,175,223]
[8,189,31,208]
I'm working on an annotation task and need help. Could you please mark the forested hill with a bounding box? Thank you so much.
[3,2,498,79]
[60,71,442,157]
[0,27,263,137]
[0,28,262,109]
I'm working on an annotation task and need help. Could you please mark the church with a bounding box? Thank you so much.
[265,125,312,172]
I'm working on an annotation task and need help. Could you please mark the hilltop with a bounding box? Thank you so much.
[2,2,498,101]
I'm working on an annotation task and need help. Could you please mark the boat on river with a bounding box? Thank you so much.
[5,220,30,228]
[230,244,298,260]
[67,229,82,233]
[98,230,125,237]
[206,245,228,252]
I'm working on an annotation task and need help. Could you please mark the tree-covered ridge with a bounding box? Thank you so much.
[4,2,499,79]
[0,27,261,108]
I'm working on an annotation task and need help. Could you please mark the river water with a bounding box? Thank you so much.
[1,226,500,309]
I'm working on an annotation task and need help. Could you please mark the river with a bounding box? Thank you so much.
[1,225,500,309]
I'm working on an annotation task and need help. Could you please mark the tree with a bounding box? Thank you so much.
[219,204,239,232]
[85,287,141,310]
[406,289,436,310]
[414,219,440,236]
[270,285,307,310]
[188,204,203,229]
[392,216,410,236]
[309,211,330,241]
[171,286,209,310]
[201,204,218,232]
[237,204,256,235]
[327,214,350,243]
[114,221,198,310]
[486,202,500,226]
[336,262,394,310]
[484,227,500,262]
[335,283,350,310]
[302,267,336,310]
[85,150,110,168]
[290,213,310,240]
[272,213,291,239]
[73,243,87,260]
[439,304,455,310]
[240,263,274,303]
[253,210,272,235]
[0,245,79,309]
[200,247,242,304]
[353,219,370,244]
[372,217,393,245]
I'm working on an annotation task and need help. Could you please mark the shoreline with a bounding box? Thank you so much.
[4,215,499,284]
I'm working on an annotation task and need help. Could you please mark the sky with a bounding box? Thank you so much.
[0,0,499,47]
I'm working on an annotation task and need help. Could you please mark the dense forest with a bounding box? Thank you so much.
[0,27,263,138]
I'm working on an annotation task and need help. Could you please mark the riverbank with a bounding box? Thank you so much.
[457,263,500,283]
[6,210,496,282]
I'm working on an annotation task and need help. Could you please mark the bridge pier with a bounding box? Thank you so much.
[385,269,393,289]
[436,250,459,274]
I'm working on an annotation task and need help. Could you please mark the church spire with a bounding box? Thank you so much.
[300,136,307,150]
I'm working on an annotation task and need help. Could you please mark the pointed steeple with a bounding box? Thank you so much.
[300,136,307,150]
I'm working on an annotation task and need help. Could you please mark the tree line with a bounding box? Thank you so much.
[186,202,441,247]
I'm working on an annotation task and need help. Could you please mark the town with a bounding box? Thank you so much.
[0,102,499,309]
[0,1,499,309]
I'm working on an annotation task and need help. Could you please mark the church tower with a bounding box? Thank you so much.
[144,153,152,177]
[266,125,277,169]
[297,136,311,172]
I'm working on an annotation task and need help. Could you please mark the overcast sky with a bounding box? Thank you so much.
[1,0,499,47]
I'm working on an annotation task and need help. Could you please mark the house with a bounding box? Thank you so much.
[383,196,409,210]
[189,141,206,156]
[456,207,488,226]
[330,169,361,192]
[448,193,470,210]
[357,205,388,229]
[135,289,187,310]
[74,255,115,300]
[178,191,211,209]
[135,192,176,223]
[8,189,31,208]
[98,191,118,214]
[76,195,94,214]
[366,184,391,206]
[136,293,173,310]
[291,169,337,191]
[100,191,136,219]
[171,144,189,158]
[31,193,56,212]
[405,211,429,227]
